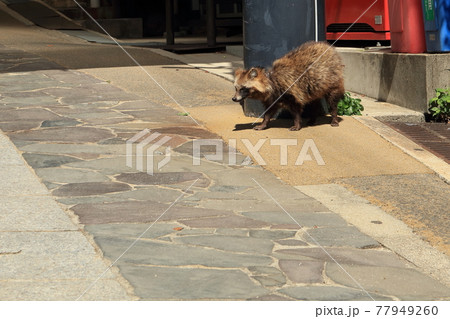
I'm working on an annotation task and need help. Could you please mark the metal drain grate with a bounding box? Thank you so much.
[384,122,450,164]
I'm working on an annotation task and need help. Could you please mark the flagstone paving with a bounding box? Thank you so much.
[1,45,449,300]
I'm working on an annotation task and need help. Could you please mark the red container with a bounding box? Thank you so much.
[388,0,426,53]
[326,0,390,41]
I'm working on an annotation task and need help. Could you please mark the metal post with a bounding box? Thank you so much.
[206,0,216,47]
[165,0,174,45]
[242,0,324,117]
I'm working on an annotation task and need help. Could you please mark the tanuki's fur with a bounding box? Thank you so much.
[232,41,345,131]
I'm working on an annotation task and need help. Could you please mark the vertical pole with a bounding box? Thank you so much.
[165,0,174,45]
[206,0,216,47]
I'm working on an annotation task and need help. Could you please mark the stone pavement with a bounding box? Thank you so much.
[1,43,450,301]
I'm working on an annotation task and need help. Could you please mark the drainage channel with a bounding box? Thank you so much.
[383,122,450,164]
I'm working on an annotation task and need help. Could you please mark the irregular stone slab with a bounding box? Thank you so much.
[0,108,61,121]
[279,286,391,301]
[274,247,411,268]
[41,119,81,127]
[22,153,82,168]
[35,167,110,184]
[71,200,234,224]
[152,126,221,139]
[252,275,286,287]
[242,211,348,227]
[64,157,136,175]
[54,187,183,206]
[304,226,380,248]
[0,196,77,232]
[85,223,180,240]
[115,172,208,186]
[180,215,270,229]
[279,260,324,283]
[174,235,274,254]
[9,127,115,143]
[326,264,450,300]
[117,264,268,300]
[276,239,308,246]
[0,120,42,131]
[248,294,293,301]
[249,230,297,240]
[19,143,127,156]
[0,94,60,107]
[95,237,272,268]
[52,182,131,197]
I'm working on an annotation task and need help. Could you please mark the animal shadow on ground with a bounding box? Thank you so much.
[233,116,343,131]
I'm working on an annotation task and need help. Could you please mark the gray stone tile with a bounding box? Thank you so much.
[276,239,308,246]
[19,142,127,156]
[115,172,209,186]
[85,223,181,240]
[304,226,381,248]
[279,286,392,301]
[9,126,114,143]
[0,196,77,231]
[117,264,268,300]
[248,294,293,301]
[273,247,412,268]
[242,211,347,227]
[65,157,135,175]
[52,182,131,197]
[35,167,111,184]
[41,118,81,127]
[326,264,450,300]
[95,237,272,268]
[174,235,274,254]
[252,275,286,287]
[180,215,270,229]
[0,108,61,121]
[249,229,297,240]
[279,260,325,283]
[71,200,233,224]
[22,153,82,168]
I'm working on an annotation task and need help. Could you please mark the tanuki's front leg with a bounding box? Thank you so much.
[254,107,277,130]
[289,108,302,131]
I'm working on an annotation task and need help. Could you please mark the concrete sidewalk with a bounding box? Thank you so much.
[1,7,450,300]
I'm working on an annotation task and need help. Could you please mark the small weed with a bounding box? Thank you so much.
[177,112,190,116]
[428,88,450,123]
[337,92,364,116]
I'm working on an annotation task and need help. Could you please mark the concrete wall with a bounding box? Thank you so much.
[338,48,450,113]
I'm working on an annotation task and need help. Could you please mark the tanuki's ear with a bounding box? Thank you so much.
[248,68,258,79]
[234,68,244,78]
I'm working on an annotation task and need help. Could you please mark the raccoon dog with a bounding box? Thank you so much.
[232,41,345,131]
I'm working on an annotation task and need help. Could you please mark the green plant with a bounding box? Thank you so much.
[428,88,450,123]
[337,92,364,116]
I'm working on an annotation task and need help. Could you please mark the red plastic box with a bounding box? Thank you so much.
[326,0,391,41]
[388,0,427,53]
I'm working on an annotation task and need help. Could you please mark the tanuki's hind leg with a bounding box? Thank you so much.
[326,86,345,127]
